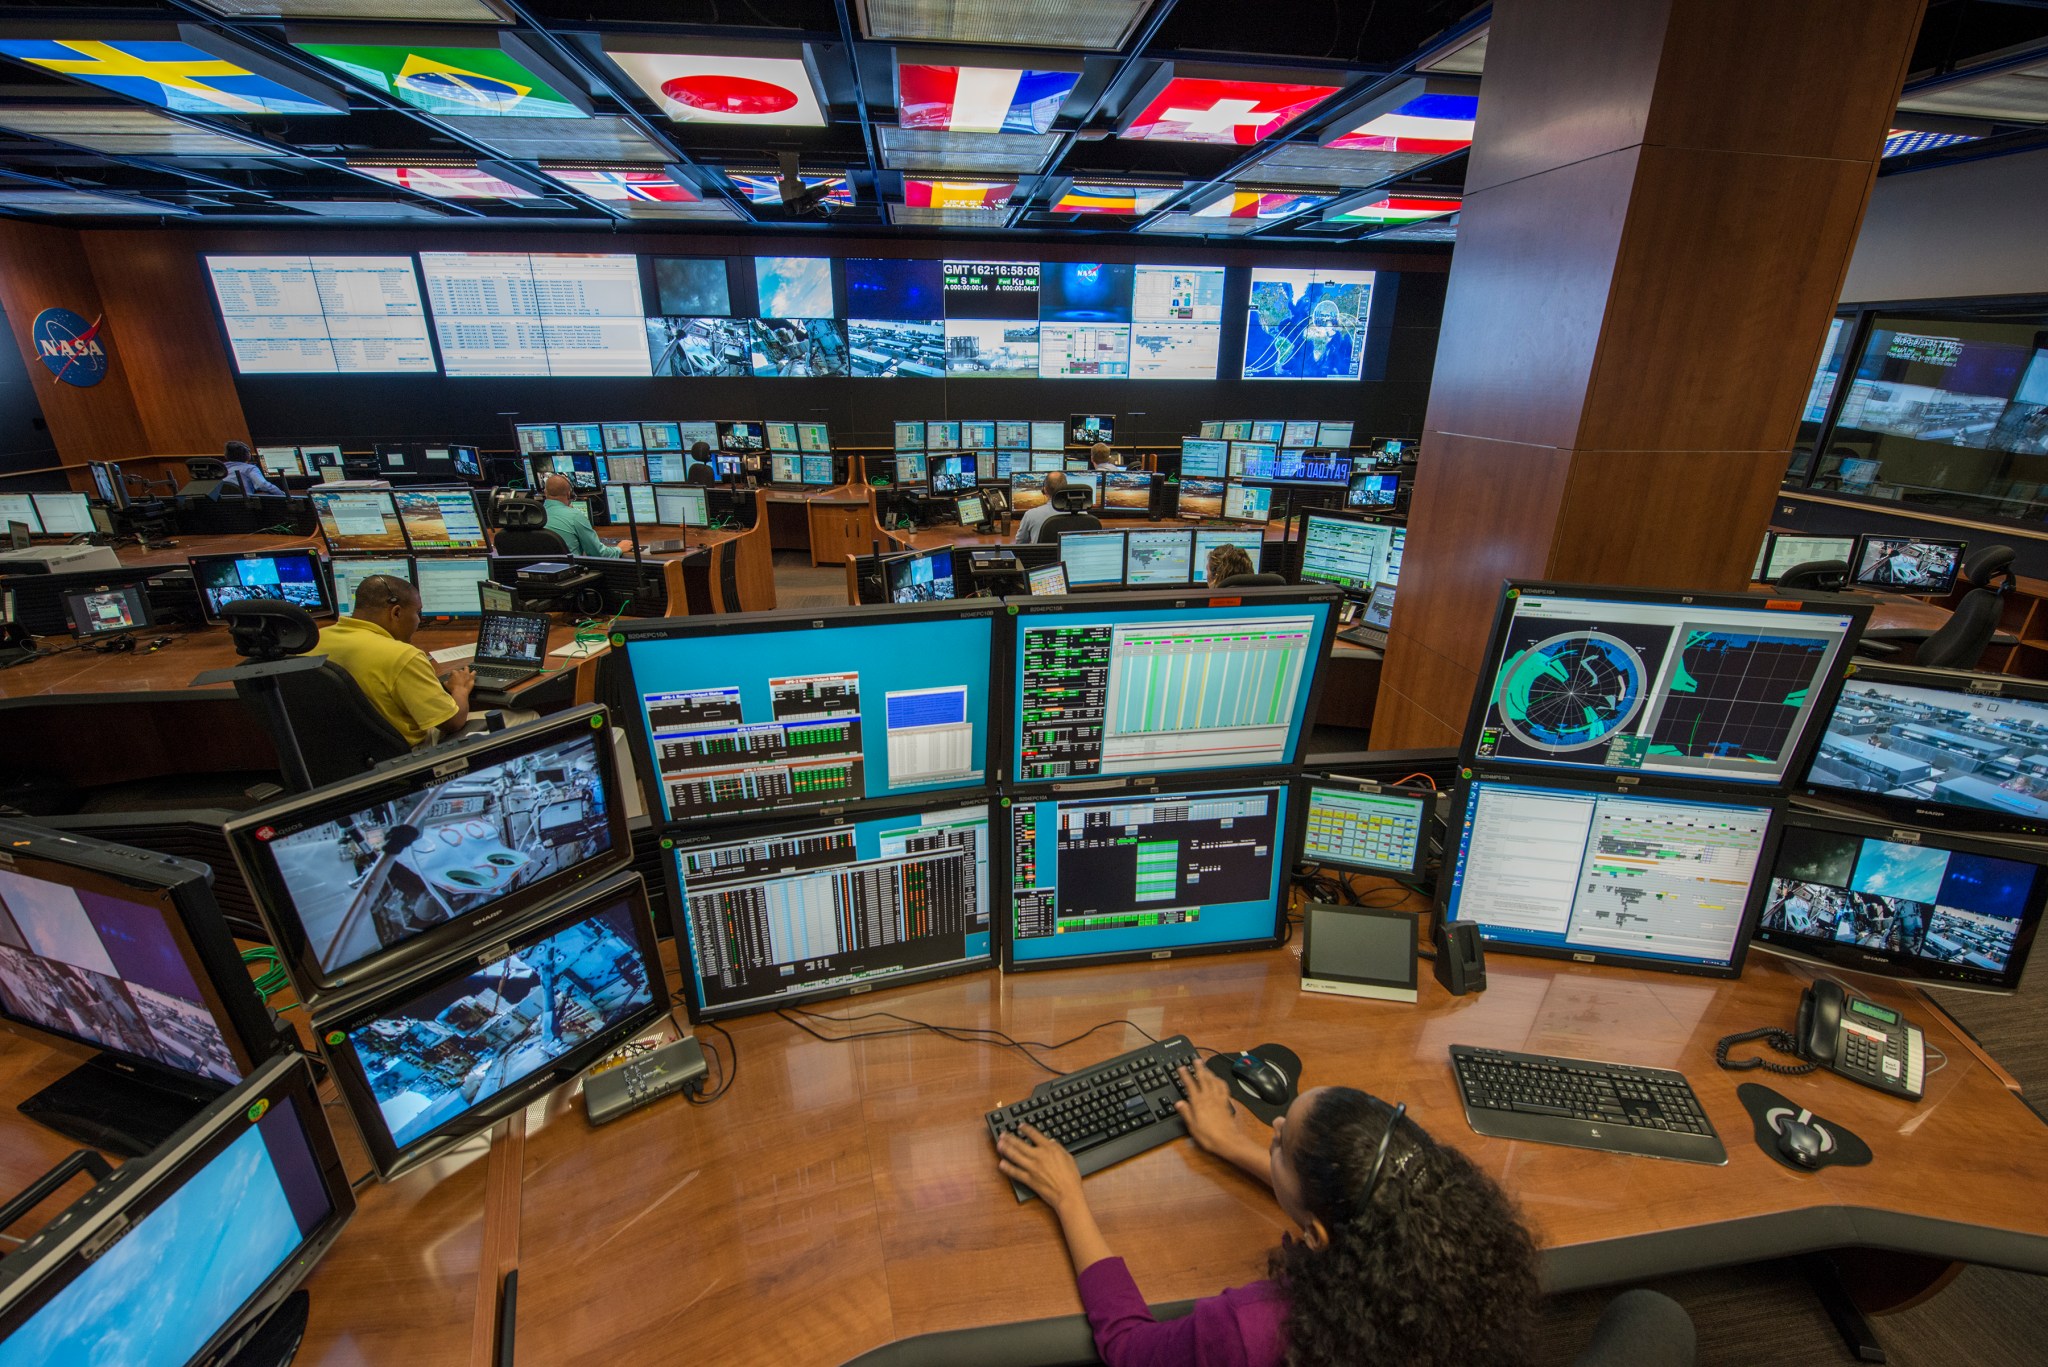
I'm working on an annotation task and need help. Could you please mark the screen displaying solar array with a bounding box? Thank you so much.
[669,803,992,1018]
[621,610,996,823]
[206,255,436,375]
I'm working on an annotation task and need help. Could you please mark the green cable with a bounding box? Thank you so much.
[241,946,298,1010]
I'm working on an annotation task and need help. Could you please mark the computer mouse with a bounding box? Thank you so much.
[1228,1052,1292,1106]
[1778,1117,1825,1168]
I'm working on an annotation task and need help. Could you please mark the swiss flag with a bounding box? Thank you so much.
[1124,78,1341,146]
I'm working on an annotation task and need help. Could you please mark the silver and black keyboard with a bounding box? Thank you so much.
[986,1035,1201,1202]
[1451,1044,1726,1165]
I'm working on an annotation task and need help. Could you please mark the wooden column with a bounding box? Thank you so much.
[0,219,151,466]
[82,230,250,456]
[1373,0,1926,748]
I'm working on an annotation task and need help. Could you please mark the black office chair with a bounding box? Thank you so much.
[1039,488,1101,541]
[1216,572,1286,588]
[1774,560,1850,592]
[1910,544,2016,670]
[180,457,228,501]
[212,601,410,791]
[490,492,570,556]
[685,461,717,486]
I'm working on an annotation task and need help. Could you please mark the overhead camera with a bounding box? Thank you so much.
[774,150,837,217]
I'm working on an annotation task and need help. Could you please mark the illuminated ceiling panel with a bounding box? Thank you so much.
[1328,193,1461,224]
[295,40,587,120]
[460,116,668,162]
[858,0,1154,51]
[729,170,854,206]
[903,177,1014,209]
[605,47,828,127]
[1240,140,1436,189]
[1327,93,1476,153]
[0,36,342,116]
[350,162,542,198]
[187,0,507,20]
[878,125,1058,173]
[1881,127,1984,157]
[540,165,697,202]
[888,202,1009,226]
[1193,189,1326,220]
[1898,53,2048,122]
[0,187,187,214]
[0,105,290,156]
[1417,28,1487,75]
[1136,212,1269,236]
[279,198,450,217]
[1122,76,1343,146]
[1052,182,1179,214]
[897,62,1078,135]
[1365,219,1457,242]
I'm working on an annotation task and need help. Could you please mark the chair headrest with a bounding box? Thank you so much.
[185,458,228,480]
[220,600,320,660]
[1963,544,2016,588]
[491,492,549,530]
[1051,486,1093,512]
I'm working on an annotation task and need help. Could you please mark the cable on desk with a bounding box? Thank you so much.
[242,946,298,1010]
[685,1021,738,1105]
[1387,772,1441,792]
[777,1006,1208,1077]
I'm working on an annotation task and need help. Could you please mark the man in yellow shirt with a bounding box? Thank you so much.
[309,574,475,747]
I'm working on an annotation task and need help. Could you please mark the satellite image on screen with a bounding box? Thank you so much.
[749,318,850,377]
[654,258,731,316]
[848,320,944,377]
[1243,268,1373,381]
[755,257,834,318]
[647,317,750,377]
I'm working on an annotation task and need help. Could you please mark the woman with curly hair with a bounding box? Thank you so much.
[996,1068,1539,1367]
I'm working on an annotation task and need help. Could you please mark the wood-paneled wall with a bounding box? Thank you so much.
[83,230,249,456]
[0,218,152,468]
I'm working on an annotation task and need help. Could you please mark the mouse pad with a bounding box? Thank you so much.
[1738,1082,1873,1172]
[1205,1044,1302,1125]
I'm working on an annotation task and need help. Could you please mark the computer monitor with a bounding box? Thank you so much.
[603,483,657,525]
[0,494,38,534]
[614,602,998,825]
[1058,530,1126,588]
[771,453,804,485]
[328,555,414,617]
[655,484,710,527]
[642,421,682,451]
[1848,535,1966,595]
[85,461,120,509]
[957,493,987,526]
[451,445,481,479]
[256,445,304,477]
[1273,450,1352,484]
[30,493,92,536]
[761,421,798,454]
[1009,473,1049,511]
[1465,582,1867,787]
[717,421,766,453]
[1069,414,1114,447]
[895,421,927,452]
[886,547,956,603]
[597,422,638,453]
[1229,442,1278,480]
[1011,587,1337,782]
[0,819,282,1154]
[1029,451,1064,473]
[1031,420,1065,451]
[1180,439,1228,479]
[1028,563,1069,596]
[801,453,835,486]
[961,420,994,450]
[515,423,563,454]
[1179,478,1226,521]
[1281,421,1320,447]
[996,420,1030,451]
[1762,811,2048,994]
[1318,420,1354,447]
[0,1053,353,1365]
[929,454,975,494]
[1192,528,1265,583]
[1298,772,1430,879]
[676,420,719,449]
[1441,772,1778,977]
[62,582,151,639]
[310,488,407,554]
[559,422,602,452]
[1102,471,1153,512]
[189,548,331,625]
[225,706,630,1007]
[415,556,493,619]
[666,802,992,1020]
[1299,512,1397,597]
[1346,471,1400,509]
[1198,420,1224,439]
[393,489,487,552]
[605,453,648,484]
[1362,581,1397,632]
[300,444,343,470]
[1124,528,1194,587]
[320,873,666,1178]
[1754,533,1856,582]
[929,420,961,450]
[1249,420,1284,445]
[1385,527,1407,584]
[895,453,929,488]
[1223,483,1272,524]
[1002,778,1293,971]
[798,422,832,453]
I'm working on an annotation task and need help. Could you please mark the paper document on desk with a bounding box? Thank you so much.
[428,644,477,664]
[551,640,607,659]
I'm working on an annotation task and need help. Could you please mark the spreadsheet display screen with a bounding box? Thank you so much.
[206,254,436,375]
[1301,785,1427,875]
[1012,600,1329,782]
[1299,516,1396,594]
[672,803,990,1018]
[419,252,650,378]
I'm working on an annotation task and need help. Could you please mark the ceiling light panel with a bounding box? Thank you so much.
[1193,189,1326,219]
[1364,219,1457,241]
[0,187,186,214]
[903,177,1014,209]
[350,162,541,198]
[279,198,450,217]
[1327,92,1476,154]
[0,105,290,156]
[0,35,343,116]
[461,116,668,162]
[1052,182,1179,214]
[888,202,1010,226]
[1327,193,1461,224]
[604,45,828,128]
[1122,76,1343,147]
[879,125,1056,173]
[858,0,1154,51]
[294,39,587,120]
[1417,29,1487,75]
[540,165,697,203]
[729,170,854,205]
[1881,128,1983,157]
[1898,57,2048,123]
[1241,140,1436,189]
[897,62,1078,135]
[1137,212,1269,236]
[187,0,508,21]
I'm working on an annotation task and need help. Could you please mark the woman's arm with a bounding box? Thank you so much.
[996,1124,1114,1274]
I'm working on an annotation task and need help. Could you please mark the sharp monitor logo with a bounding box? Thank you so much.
[33,307,109,387]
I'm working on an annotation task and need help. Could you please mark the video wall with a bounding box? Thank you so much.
[205,250,1381,385]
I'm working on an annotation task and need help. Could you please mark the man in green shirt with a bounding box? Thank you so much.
[540,474,631,558]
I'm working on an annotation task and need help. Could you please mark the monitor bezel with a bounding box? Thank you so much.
[1220,480,1274,525]
[309,487,409,557]
[223,704,632,1014]
[882,546,958,604]
[1438,767,1785,980]
[317,872,668,1178]
[1296,770,1432,881]
[1121,525,1196,588]
[661,799,998,1022]
[999,583,1342,790]
[1847,534,1968,596]
[392,487,488,553]
[1056,528,1128,588]
[611,599,1006,828]
[188,547,336,626]
[997,774,1296,973]
[1753,807,2048,994]
[1458,580,1873,793]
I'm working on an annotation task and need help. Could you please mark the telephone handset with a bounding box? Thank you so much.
[1716,980,1925,1101]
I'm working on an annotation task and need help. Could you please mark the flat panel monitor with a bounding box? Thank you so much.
[957,493,986,526]
[328,555,413,617]
[800,454,835,486]
[1010,473,1049,511]
[311,489,406,554]
[1318,421,1355,447]
[1347,471,1399,508]
[1198,421,1223,439]
[1028,564,1069,596]
[257,445,304,477]
[601,422,642,453]
[961,420,995,450]
[1299,512,1396,597]
[1228,441,1278,480]
[1282,420,1321,447]
[1299,774,1429,879]
[1466,583,1866,787]
[1179,478,1226,521]
[886,548,956,603]
[718,421,766,453]
[765,421,800,453]
[1276,450,1353,484]
[656,485,710,527]
[603,483,659,525]
[321,874,665,1178]
[225,706,630,1006]
[895,453,929,488]
[930,455,975,494]
[1102,471,1152,511]
[771,454,803,485]
[0,819,281,1154]
[0,1054,353,1367]
[1848,535,1966,595]
[1441,773,1777,977]
[1010,587,1337,782]
[1124,528,1193,587]
[559,422,602,452]
[451,445,481,479]
[896,421,927,452]
[1363,582,1397,632]
[1248,420,1284,444]
[189,548,331,624]
[393,489,487,552]
[1192,528,1265,583]
[1180,438,1228,479]
[29,493,91,537]
[63,582,151,639]
[375,444,413,473]
[1223,483,1272,524]
[1031,421,1065,452]
[1754,812,2047,993]
[1220,421,1253,441]
[1029,451,1064,473]
[1058,529,1127,588]
[1385,527,1406,584]
[996,420,1031,451]
[86,461,119,508]
[667,802,992,1020]
[615,602,998,825]
[642,421,682,451]
[1069,414,1115,446]
[1755,533,1855,582]
[415,556,493,619]
[606,454,648,484]
[929,420,962,450]
[995,452,1017,479]
[1003,779,1292,970]
[515,424,562,454]
[677,420,719,449]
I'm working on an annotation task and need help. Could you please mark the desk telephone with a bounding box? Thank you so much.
[1717,980,1925,1100]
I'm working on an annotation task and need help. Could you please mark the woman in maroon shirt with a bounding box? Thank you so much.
[996,1068,1538,1367]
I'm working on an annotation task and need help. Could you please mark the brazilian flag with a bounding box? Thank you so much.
[297,42,585,119]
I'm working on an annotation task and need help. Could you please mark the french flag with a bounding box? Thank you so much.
[898,64,1078,136]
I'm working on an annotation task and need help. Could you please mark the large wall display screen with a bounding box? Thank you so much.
[206,255,437,375]
[1242,267,1375,381]
[420,252,650,377]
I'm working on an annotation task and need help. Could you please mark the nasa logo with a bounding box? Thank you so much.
[32,308,108,388]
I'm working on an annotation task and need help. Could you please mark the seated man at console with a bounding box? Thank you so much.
[221,441,286,498]
[1089,441,1123,471]
[997,1070,1537,1367]
[1014,471,1071,545]
[311,573,475,747]
[541,473,629,558]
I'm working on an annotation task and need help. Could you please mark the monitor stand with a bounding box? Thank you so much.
[17,1056,222,1158]
[216,1289,310,1367]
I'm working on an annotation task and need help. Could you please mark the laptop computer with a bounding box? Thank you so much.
[466,608,551,697]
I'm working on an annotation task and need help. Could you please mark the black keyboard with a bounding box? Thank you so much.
[1339,626,1388,650]
[986,1036,1201,1203]
[1450,1044,1727,1165]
